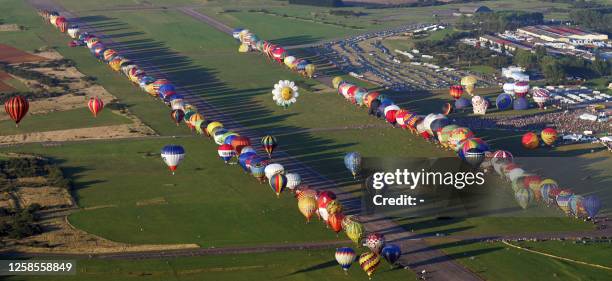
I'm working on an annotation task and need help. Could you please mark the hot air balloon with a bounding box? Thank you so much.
[569,195,586,218]
[231,136,251,155]
[359,252,381,279]
[455,97,471,110]
[272,80,299,109]
[513,97,529,110]
[515,188,533,209]
[335,247,356,273]
[264,163,285,180]
[160,145,185,175]
[471,95,489,115]
[491,150,513,162]
[217,144,235,164]
[442,103,453,115]
[206,121,223,137]
[296,186,318,201]
[495,93,513,110]
[305,64,316,78]
[345,219,365,245]
[384,106,399,124]
[582,195,601,219]
[381,244,401,267]
[332,77,344,89]
[364,92,380,108]
[461,75,477,96]
[328,212,344,234]
[326,200,343,217]
[238,151,257,173]
[513,81,530,98]
[317,191,336,222]
[261,135,277,158]
[285,172,301,191]
[532,88,550,109]
[464,148,486,167]
[448,127,474,151]
[503,82,515,95]
[541,128,558,146]
[298,196,317,222]
[394,109,410,128]
[540,181,560,206]
[449,85,464,100]
[87,97,104,117]
[556,194,572,215]
[4,96,29,126]
[522,132,539,149]
[269,174,287,197]
[344,152,362,179]
[438,125,459,148]
[364,233,385,254]
[250,161,267,183]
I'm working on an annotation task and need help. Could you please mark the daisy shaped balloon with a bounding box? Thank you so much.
[272,80,299,109]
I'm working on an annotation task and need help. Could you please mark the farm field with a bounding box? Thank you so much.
[0,108,132,135]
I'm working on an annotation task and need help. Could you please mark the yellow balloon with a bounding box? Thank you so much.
[206,121,223,136]
[281,87,293,101]
[305,64,316,78]
[326,200,343,215]
[359,252,381,278]
[332,76,344,89]
[345,220,364,244]
[298,197,317,222]
[461,75,478,95]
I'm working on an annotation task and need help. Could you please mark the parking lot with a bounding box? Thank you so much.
[313,24,497,91]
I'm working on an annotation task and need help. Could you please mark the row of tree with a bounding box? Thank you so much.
[0,204,42,240]
[455,11,544,34]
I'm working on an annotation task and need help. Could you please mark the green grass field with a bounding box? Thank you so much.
[3,248,415,281]
[429,239,612,281]
[0,0,605,245]
[0,108,132,135]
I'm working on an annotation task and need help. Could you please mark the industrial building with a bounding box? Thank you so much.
[517,25,608,45]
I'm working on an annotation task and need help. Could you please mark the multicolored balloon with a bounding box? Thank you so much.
[364,233,385,254]
[269,173,287,197]
[217,144,235,164]
[541,128,558,146]
[449,85,464,100]
[261,135,278,158]
[272,80,299,109]
[87,98,104,118]
[160,144,185,175]
[359,252,381,279]
[335,247,356,272]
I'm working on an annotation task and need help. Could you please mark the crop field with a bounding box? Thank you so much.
[0,108,132,135]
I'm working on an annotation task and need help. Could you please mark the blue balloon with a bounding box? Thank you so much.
[496,93,513,110]
[381,98,394,108]
[582,195,601,218]
[238,152,256,172]
[376,104,385,118]
[381,244,402,265]
[513,97,529,110]
[224,135,238,145]
[455,97,471,109]
[344,152,362,178]
[161,144,185,156]
[167,94,184,101]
